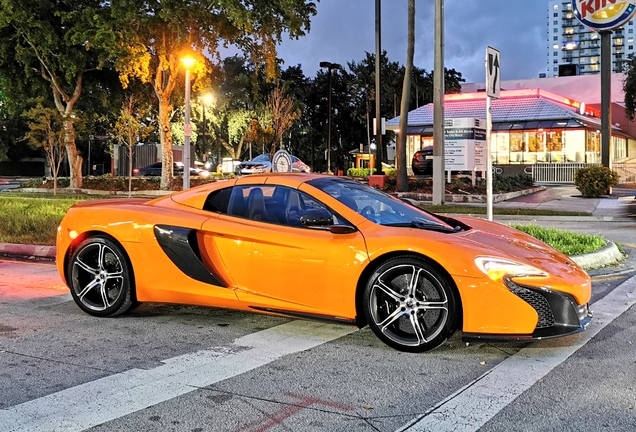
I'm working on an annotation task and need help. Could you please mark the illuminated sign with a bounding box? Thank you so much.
[572,0,636,30]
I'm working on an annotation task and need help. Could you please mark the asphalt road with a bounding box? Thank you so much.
[1,246,635,432]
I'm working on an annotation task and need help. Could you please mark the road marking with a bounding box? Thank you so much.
[0,320,358,432]
[591,274,628,282]
[398,274,636,432]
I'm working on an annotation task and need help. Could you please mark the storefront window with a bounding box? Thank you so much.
[586,130,600,163]
[613,136,627,160]
[509,132,524,162]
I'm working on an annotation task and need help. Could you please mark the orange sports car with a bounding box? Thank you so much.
[56,173,592,352]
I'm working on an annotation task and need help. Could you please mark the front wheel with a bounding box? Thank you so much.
[68,236,135,317]
[363,256,459,352]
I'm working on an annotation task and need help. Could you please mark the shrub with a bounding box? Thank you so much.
[574,165,619,198]
[346,167,396,178]
[492,173,534,193]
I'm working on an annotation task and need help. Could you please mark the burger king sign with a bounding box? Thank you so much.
[572,0,636,30]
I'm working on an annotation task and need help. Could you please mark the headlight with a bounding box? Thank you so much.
[474,257,547,282]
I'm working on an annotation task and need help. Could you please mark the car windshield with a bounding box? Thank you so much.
[308,178,458,230]
[252,154,270,162]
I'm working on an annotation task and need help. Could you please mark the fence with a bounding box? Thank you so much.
[526,163,597,183]
[612,162,636,184]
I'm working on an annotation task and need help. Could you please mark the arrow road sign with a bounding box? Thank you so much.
[486,46,501,99]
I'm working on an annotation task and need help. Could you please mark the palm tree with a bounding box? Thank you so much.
[397,0,415,192]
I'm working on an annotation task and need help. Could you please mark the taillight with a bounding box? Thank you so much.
[133,168,140,175]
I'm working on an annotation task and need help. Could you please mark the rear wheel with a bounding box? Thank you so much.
[68,236,135,317]
[363,256,458,352]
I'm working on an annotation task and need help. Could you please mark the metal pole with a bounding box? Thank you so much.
[88,138,91,176]
[183,68,191,189]
[202,101,206,155]
[327,68,332,174]
[374,0,383,175]
[432,0,445,204]
[486,96,493,221]
[600,31,612,168]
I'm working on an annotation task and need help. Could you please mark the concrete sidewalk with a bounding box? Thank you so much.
[493,185,635,220]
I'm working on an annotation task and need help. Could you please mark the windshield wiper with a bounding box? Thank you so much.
[385,221,461,233]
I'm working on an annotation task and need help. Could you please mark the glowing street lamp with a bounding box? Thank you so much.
[181,56,196,189]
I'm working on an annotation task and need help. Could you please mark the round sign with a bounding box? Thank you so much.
[272,150,293,173]
[572,0,636,31]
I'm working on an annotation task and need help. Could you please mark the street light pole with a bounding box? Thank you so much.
[320,61,341,174]
[181,56,196,189]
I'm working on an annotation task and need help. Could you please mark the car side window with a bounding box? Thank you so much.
[218,185,347,228]
[203,188,232,213]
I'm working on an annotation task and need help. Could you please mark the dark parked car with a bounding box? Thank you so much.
[411,146,433,175]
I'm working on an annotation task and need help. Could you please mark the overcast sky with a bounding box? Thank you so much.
[276,0,548,83]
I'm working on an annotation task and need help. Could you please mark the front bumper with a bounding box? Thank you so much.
[463,283,593,342]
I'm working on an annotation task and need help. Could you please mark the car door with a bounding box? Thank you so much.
[199,184,369,320]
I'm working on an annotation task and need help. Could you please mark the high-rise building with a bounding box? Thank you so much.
[547,0,635,77]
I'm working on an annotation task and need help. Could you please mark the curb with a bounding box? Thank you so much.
[570,241,625,270]
[17,188,172,197]
[0,243,56,259]
[393,186,546,204]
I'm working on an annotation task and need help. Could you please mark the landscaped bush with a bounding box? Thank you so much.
[574,165,619,198]
[492,173,534,192]
[22,174,230,191]
[381,172,534,194]
[346,167,397,177]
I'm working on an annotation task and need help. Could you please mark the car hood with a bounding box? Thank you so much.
[450,216,586,278]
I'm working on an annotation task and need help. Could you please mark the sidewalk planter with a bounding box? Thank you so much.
[368,175,389,189]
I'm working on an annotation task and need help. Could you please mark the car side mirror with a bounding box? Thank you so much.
[299,208,357,234]
[300,208,334,227]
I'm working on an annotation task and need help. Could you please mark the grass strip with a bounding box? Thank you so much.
[0,194,605,255]
[512,224,606,256]
[0,195,92,245]
[425,204,590,217]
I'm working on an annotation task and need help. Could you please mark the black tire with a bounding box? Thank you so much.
[363,256,459,352]
[67,236,135,317]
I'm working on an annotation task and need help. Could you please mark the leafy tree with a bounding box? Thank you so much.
[112,95,154,196]
[92,0,318,189]
[268,83,300,154]
[623,55,636,120]
[0,0,110,188]
[23,103,66,194]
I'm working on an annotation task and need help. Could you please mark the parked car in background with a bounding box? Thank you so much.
[291,155,311,173]
[411,146,433,175]
[238,154,272,175]
[238,154,310,175]
[133,162,210,178]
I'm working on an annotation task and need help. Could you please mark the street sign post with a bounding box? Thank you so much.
[485,46,500,221]
[486,46,500,100]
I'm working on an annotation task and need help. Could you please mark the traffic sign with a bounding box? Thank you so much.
[486,46,500,99]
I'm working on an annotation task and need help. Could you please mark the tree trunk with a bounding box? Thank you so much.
[397,0,415,192]
[63,118,83,189]
[158,96,175,190]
